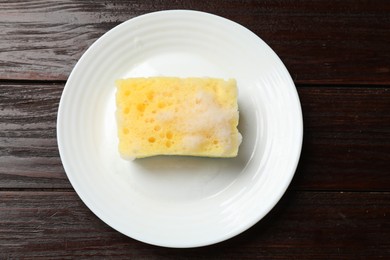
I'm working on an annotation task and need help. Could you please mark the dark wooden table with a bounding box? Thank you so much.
[1,1,389,258]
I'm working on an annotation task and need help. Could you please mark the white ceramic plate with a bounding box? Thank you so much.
[57,10,303,248]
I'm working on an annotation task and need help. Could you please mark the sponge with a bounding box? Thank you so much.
[115,77,241,159]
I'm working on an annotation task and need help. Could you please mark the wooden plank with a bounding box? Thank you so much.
[0,83,389,190]
[0,83,70,188]
[0,0,389,84]
[0,190,388,258]
[294,87,390,190]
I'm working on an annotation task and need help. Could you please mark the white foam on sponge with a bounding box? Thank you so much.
[182,135,205,150]
[188,91,234,130]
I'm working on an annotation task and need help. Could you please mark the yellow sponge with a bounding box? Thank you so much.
[115,77,241,159]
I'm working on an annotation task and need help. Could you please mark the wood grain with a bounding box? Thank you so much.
[0,83,70,188]
[0,83,389,190]
[0,0,389,84]
[0,190,388,258]
[295,86,390,191]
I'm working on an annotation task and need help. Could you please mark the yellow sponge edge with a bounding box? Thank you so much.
[115,77,241,159]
